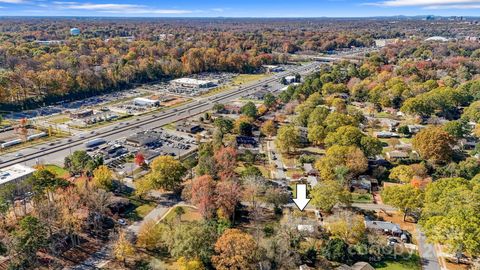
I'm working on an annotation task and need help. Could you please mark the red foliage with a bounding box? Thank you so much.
[214,147,238,181]
[134,152,145,167]
[184,175,217,219]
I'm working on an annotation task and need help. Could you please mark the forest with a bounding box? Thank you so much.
[1,17,477,110]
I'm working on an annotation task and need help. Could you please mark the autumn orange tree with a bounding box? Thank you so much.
[212,229,258,270]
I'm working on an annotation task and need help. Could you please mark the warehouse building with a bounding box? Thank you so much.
[171,78,215,88]
[133,97,160,107]
[0,164,36,187]
[70,109,94,119]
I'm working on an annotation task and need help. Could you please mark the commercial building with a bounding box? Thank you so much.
[0,164,36,187]
[176,122,203,134]
[133,97,160,107]
[284,75,297,84]
[171,78,215,88]
[126,132,161,147]
[70,109,94,119]
[263,65,284,73]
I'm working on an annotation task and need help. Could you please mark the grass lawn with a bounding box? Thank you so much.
[285,168,303,179]
[372,254,421,270]
[47,115,70,124]
[280,154,297,168]
[135,203,156,218]
[126,197,156,221]
[163,206,201,223]
[351,192,374,203]
[162,123,175,130]
[42,164,69,178]
[232,73,269,85]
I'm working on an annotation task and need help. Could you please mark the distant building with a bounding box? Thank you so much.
[133,97,160,107]
[0,164,36,187]
[70,28,81,36]
[223,104,242,114]
[386,150,409,161]
[263,65,284,73]
[34,40,65,45]
[172,78,215,88]
[176,122,203,134]
[126,131,161,147]
[374,131,400,138]
[236,136,258,147]
[425,36,450,42]
[284,75,296,84]
[374,39,398,48]
[70,109,94,119]
[407,124,425,134]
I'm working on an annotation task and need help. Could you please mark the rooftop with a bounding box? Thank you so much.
[0,164,36,186]
[171,78,213,85]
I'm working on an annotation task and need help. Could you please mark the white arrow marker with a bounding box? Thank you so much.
[293,184,311,211]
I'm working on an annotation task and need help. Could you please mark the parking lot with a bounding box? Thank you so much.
[92,129,197,171]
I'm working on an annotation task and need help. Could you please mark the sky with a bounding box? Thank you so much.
[2,0,480,17]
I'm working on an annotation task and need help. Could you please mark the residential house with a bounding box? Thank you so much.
[374,131,400,138]
[386,150,409,161]
[407,125,425,134]
[365,218,402,236]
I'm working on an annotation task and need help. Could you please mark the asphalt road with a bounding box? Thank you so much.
[0,62,321,168]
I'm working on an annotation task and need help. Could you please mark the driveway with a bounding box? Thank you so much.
[416,226,443,270]
[266,140,287,180]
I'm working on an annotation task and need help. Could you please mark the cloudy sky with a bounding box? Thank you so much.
[2,0,480,17]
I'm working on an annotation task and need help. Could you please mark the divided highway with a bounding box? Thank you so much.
[0,62,321,169]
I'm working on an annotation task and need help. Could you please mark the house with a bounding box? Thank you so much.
[248,89,269,100]
[297,224,315,234]
[303,163,318,176]
[236,136,258,147]
[350,178,372,193]
[394,143,412,151]
[176,122,203,134]
[374,131,400,138]
[224,104,242,114]
[460,138,477,150]
[407,125,425,134]
[386,150,409,161]
[365,218,402,235]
